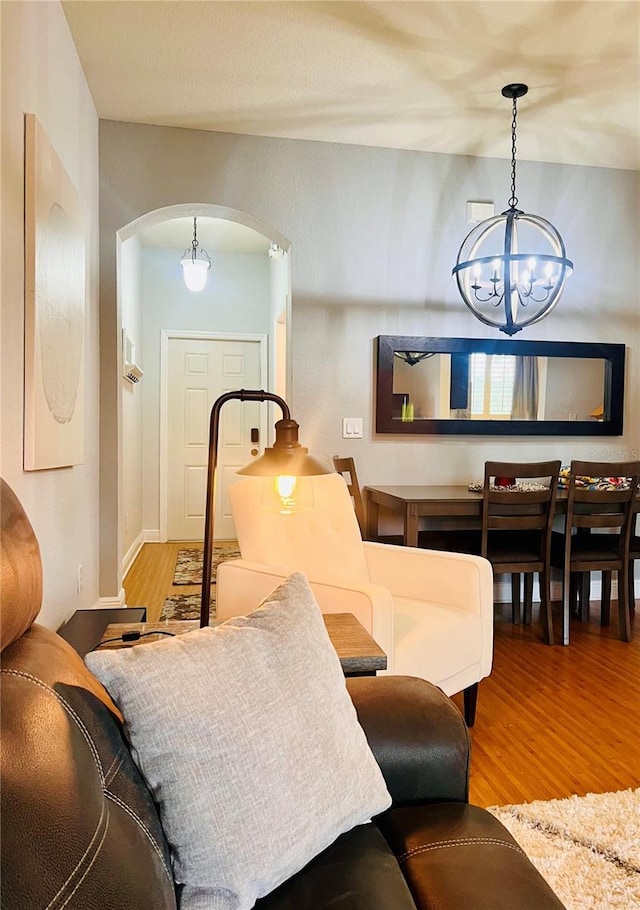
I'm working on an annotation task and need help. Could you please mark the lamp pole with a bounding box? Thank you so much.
[200,390,291,628]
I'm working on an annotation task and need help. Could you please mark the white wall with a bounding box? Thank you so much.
[269,252,290,407]
[120,235,144,565]
[1,2,100,629]
[140,247,270,536]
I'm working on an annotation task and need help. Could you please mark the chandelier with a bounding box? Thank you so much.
[180,217,211,292]
[452,84,573,336]
[393,351,435,366]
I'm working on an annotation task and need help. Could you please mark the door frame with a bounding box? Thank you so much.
[159,329,268,542]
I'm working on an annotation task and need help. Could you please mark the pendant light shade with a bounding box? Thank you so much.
[452,85,573,336]
[180,217,211,291]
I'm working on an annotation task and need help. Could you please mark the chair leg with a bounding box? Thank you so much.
[511,574,521,624]
[571,572,590,620]
[569,572,579,615]
[463,683,478,728]
[562,565,571,645]
[601,571,612,626]
[579,573,590,620]
[617,567,632,642]
[630,559,637,613]
[523,573,534,625]
[540,569,554,646]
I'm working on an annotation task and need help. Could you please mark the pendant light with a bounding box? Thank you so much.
[180,217,211,292]
[452,84,573,336]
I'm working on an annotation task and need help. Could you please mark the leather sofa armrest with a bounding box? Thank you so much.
[346,675,470,807]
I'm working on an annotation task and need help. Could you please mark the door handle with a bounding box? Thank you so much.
[250,427,259,444]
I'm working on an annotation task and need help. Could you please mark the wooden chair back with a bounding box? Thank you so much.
[562,461,640,567]
[481,460,561,561]
[564,460,640,540]
[333,456,366,536]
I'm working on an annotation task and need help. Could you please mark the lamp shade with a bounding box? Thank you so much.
[237,419,331,478]
[180,256,210,292]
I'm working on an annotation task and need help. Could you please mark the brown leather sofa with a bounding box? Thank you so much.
[0,478,565,909]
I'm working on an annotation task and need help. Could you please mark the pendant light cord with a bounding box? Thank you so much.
[191,217,199,260]
[508,96,519,209]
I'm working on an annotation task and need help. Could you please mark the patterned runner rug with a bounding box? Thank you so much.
[172,545,241,585]
[160,593,208,622]
[489,788,640,909]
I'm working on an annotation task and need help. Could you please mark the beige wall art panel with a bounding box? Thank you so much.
[24,114,85,470]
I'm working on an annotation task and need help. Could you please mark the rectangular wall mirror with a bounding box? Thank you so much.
[375,336,625,436]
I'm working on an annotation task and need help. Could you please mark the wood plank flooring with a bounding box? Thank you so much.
[124,542,640,808]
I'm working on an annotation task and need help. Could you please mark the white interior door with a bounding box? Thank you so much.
[167,337,264,541]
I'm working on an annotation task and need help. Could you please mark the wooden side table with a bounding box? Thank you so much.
[98,612,387,677]
[58,607,147,656]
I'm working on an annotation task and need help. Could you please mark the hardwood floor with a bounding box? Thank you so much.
[124,542,640,808]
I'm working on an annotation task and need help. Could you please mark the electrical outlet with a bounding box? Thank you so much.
[342,418,363,439]
[77,564,84,594]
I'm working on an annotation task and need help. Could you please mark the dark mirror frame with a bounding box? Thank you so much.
[375,335,625,436]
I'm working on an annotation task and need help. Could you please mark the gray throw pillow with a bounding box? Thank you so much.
[86,572,391,910]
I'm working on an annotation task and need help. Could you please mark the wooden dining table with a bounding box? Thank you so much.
[364,484,569,548]
[364,484,638,647]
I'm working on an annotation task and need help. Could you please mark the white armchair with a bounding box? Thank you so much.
[217,474,494,725]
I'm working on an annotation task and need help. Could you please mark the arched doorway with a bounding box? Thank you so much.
[114,203,292,585]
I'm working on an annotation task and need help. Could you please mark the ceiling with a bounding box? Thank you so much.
[63,0,639,252]
[63,0,639,175]
[136,216,270,253]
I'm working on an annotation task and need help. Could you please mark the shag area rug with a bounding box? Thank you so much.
[160,594,209,621]
[172,545,241,585]
[489,788,640,909]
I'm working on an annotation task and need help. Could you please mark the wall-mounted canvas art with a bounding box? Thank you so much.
[24,114,85,470]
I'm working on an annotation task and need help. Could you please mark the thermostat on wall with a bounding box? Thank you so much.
[122,329,144,384]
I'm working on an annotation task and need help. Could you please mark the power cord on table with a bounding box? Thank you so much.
[90,630,176,651]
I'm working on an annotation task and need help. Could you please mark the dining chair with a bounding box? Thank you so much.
[332,456,368,538]
[332,455,480,554]
[216,473,494,726]
[481,460,561,645]
[550,460,640,645]
[629,511,640,613]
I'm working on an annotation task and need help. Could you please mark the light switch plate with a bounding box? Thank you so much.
[342,417,363,438]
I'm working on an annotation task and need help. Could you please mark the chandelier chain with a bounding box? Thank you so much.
[509,97,518,209]
[192,216,199,250]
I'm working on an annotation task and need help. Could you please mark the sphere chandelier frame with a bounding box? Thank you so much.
[452,84,573,336]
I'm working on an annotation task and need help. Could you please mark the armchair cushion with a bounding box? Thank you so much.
[86,573,391,910]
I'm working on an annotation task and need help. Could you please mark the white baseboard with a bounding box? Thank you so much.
[98,588,126,609]
[122,531,145,577]
[494,574,621,604]
[121,529,163,578]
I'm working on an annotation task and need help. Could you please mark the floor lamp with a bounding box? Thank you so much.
[200,389,330,627]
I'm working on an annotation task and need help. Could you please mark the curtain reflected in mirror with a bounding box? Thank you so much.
[512,357,538,420]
